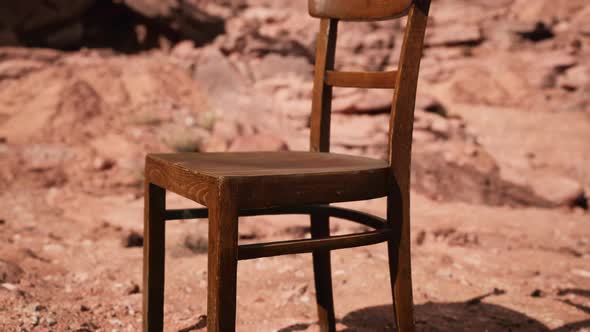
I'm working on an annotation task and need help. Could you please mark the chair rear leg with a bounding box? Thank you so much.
[143,183,166,332]
[387,194,415,332]
[207,181,239,332]
[311,213,336,332]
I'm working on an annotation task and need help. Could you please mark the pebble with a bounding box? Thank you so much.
[123,231,143,248]
[45,315,57,327]
[126,283,140,295]
[1,282,18,291]
[572,269,590,278]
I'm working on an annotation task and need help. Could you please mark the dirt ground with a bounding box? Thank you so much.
[1,0,589,331]
[0,189,589,331]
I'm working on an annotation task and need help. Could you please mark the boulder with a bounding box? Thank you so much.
[529,175,586,208]
[426,24,483,47]
[411,143,554,207]
[572,6,590,35]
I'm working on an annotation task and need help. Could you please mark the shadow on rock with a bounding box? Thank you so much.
[277,291,590,332]
[339,300,590,332]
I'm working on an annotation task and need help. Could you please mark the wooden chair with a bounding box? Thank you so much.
[143,0,431,331]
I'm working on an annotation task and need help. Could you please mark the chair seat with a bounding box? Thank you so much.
[146,151,391,208]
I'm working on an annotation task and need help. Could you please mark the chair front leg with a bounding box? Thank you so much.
[143,183,166,332]
[387,193,415,332]
[207,181,239,332]
[310,212,336,332]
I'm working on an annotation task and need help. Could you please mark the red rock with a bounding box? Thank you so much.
[538,52,577,71]
[511,0,588,24]
[192,47,247,109]
[426,24,483,47]
[449,63,529,106]
[0,60,45,80]
[332,89,392,113]
[559,66,590,90]
[530,175,586,208]
[171,40,197,58]
[228,133,288,152]
[248,54,312,81]
[331,114,389,148]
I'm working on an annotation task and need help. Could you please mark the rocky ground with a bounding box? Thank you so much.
[0,0,589,331]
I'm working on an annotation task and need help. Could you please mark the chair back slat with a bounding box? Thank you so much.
[325,70,397,89]
[309,0,412,21]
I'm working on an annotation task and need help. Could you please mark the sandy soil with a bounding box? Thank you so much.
[0,189,588,331]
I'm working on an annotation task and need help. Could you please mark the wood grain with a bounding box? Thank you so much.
[148,151,387,177]
[311,212,336,332]
[387,1,431,331]
[142,183,166,332]
[147,152,391,209]
[206,180,239,332]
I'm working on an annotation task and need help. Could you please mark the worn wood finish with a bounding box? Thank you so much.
[311,213,336,332]
[309,0,412,21]
[148,151,387,177]
[147,152,390,209]
[308,18,338,329]
[142,183,166,332]
[207,180,239,332]
[145,155,215,207]
[387,1,431,331]
[142,0,431,330]
[325,70,397,89]
[238,229,393,260]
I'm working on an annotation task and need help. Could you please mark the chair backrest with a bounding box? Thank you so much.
[308,0,430,191]
[309,0,413,21]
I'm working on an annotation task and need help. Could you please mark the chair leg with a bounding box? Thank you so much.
[143,183,166,332]
[387,194,415,332]
[207,181,239,332]
[310,213,336,332]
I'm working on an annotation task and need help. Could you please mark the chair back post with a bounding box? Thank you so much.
[388,0,430,193]
[310,18,338,152]
[386,2,430,330]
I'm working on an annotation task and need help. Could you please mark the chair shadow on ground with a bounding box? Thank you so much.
[277,289,590,332]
